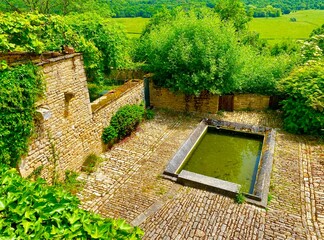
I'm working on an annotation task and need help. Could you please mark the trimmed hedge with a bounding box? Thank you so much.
[102,104,145,145]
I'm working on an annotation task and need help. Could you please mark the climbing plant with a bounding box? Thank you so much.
[0,62,44,167]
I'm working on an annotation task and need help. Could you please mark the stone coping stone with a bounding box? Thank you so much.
[163,118,276,208]
[163,121,207,177]
[178,170,240,198]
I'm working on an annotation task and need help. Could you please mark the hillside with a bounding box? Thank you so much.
[112,10,324,40]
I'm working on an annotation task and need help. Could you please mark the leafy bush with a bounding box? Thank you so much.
[235,46,298,95]
[81,154,103,174]
[64,13,131,78]
[102,126,118,145]
[278,60,324,135]
[60,170,85,195]
[235,192,246,204]
[0,166,143,239]
[145,109,155,120]
[0,12,131,83]
[0,63,44,167]
[137,8,298,96]
[110,104,145,139]
[136,9,242,95]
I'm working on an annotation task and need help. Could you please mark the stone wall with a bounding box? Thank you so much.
[149,83,219,114]
[0,52,64,65]
[233,94,270,111]
[149,82,271,113]
[18,54,144,181]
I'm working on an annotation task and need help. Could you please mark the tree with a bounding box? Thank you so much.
[136,9,242,95]
[214,0,251,31]
[0,0,112,16]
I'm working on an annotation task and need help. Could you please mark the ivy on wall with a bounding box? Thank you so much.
[0,62,44,167]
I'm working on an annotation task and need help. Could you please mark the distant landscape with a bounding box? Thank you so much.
[113,10,324,42]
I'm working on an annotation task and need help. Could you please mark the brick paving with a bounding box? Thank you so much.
[77,110,324,239]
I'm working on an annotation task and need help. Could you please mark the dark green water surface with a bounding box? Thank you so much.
[182,128,263,193]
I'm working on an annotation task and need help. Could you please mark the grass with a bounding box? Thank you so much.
[112,10,324,42]
[81,153,103,174]
[112,17,149,38]
[249,10,324,44]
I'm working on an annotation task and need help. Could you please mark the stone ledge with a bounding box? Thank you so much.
[178,170,240,198]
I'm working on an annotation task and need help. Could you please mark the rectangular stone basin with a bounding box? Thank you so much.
[164,119,276,208]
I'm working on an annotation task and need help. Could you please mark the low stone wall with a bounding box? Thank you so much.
[0,51,64,65]
[149,83,271,113]
[18,54,144,181]
[233,94,270,111]
[108,69,145,81]
[149,84,219,114]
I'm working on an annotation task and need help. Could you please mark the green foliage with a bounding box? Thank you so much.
[310,23,324,37]
[235,46,298,95]
[64,13,131,78]
[81,154,103,174]
[301,34,324,61]
[0,12,131,83]
[0,0,112,16]
[267,193,273,203]
[0,63,43,167]
[145,109,155,120]
[102,126,118,145]
[137,9,242,95]
[235,192,246,204]
[59,170,85,195]
[101,104,145,148]
[110,104,145,140]
[278,60,324,135]
[215,0,252,31]
[270,40,300,56]
[0,166,144,239]
[248,5,282,18]
[137,8,297,96]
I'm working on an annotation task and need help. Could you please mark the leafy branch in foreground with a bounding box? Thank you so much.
[0,166,144,239]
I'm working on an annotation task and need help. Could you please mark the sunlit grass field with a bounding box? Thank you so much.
[248,10,324,43]
[112,17,149,38]
[112,10,324,42]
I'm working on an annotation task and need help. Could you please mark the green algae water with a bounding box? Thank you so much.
[182,128,263,193]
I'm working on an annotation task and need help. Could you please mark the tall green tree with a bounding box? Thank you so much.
[0,0,112,16]
[215,0,252,31]
[136,9,242,95]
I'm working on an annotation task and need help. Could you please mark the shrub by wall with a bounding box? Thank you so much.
[102,104,145,144]
[278,60,324,135]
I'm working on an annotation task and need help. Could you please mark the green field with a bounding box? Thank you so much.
[112,10,324,42]
[249,10,324,43]
[112,17,149,38]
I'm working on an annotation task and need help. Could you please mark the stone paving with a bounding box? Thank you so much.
[77,110,324,239]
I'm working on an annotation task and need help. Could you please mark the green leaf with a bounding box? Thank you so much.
[22,220,33,234]
[0,200,6,211]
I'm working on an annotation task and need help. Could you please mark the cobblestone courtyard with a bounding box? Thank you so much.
[77,110,324,239]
